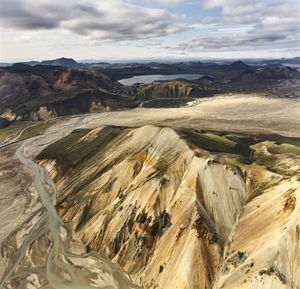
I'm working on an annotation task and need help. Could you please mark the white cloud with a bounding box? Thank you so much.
[137,0,185,7]
[145,41,162,46]
[179,0,299,53]
[203,0,251,9]
[260,16,299,32]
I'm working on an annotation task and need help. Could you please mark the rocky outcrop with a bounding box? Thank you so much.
[29,106,57,121]
[0,109,19,122]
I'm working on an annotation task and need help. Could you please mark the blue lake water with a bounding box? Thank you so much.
[118,74,204,86]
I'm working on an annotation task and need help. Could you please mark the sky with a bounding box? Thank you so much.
[0,0,299,62]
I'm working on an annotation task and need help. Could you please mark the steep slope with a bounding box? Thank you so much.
[213,176,300,289]
[0,64,135,121]
[36,125,247,289]
[35,125,300,289]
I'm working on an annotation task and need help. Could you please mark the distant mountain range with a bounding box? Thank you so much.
[260,57,300,65]
[0,60,299,123]
[0,57,83,68]
[242,66,300,79]
[0,57,299,71]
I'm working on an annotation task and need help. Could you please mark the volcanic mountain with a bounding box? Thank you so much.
[0,64,136,121]
[35,124,300,289]
[39,57,81,68]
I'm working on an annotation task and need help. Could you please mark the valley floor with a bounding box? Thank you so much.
[0,95,299,289]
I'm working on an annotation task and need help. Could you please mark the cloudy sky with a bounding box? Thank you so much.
[0,0,299,62]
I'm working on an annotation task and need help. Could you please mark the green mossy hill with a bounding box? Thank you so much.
[36,126,129,173]
[135,80,217,101]
[251,141,300,156]
[177,128,300,175]
[250,142,300,175]
[36,126,300,178]
[0,123,27,141]
[177,128,253,162]
[18,122,56,141]
[0,121,56,143]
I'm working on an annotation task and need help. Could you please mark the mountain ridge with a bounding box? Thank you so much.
[0,65,136,121]
[35,124,300,289]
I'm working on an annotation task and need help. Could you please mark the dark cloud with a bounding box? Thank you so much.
[0,0,186,41]
[0,0,61,29]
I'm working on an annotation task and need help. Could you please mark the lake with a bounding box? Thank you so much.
[118,74,204,85]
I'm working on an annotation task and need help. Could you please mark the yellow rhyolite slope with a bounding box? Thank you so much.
[37,125,299,289]
[214,177,300,289]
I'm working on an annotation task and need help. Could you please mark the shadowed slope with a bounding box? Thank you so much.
[0,64,136,121]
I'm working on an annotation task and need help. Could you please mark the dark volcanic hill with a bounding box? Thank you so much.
[125,79,218,108]
[39,57,81,68]
[0,117,11,128]
[241,66,300,79]
[229,60,250,70]
[214,61,252,77]
[0,64,136,121]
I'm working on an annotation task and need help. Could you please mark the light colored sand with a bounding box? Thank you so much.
[77,95,300,137]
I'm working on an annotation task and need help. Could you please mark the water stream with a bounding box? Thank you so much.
[0,116,141,289]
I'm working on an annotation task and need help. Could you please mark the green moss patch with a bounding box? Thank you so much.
[0,123,27,141]
[36,126,128,174]
[245,179,281,204]
[17,122,56,141]
[245,182,270,204]
[177,128,253,161]
[250,141,300,175]
[252,141,300,156]
[36,129,91,168]
[177,128,300,175]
